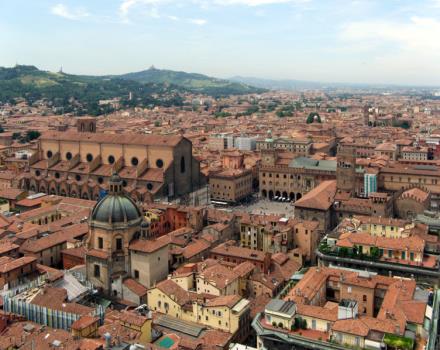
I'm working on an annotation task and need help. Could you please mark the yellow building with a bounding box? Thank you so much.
[147,279,251,341]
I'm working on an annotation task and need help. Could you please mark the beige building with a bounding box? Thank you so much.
[210,169,253,203]
[147,278,251,342]
[21,124,202,202]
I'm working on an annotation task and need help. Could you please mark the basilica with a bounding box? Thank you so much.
[85,173,169,298]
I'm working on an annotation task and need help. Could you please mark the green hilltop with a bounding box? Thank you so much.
[115,66,266,96]
[0,65,266,115]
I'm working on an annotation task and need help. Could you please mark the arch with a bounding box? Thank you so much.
[282,191,288,199]
[296,193,302,200]
[50,188,56,195]
[289,192,295,201]
[60,189,67,196]
[261,189,267,198]
[82,192,90,200]
[268,190,274,200]
[275,191,281,197]
[30,185,37,192]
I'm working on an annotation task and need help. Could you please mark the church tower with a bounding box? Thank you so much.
[86,173,143,296]
[336,145,356,196]
[363,105,370,126]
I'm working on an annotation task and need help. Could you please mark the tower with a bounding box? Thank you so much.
[336,145,356,196]
[76,117,97,133]
[363,105,370,126]
[86,173,143,296]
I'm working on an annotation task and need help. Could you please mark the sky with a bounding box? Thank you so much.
[1,0,440,85]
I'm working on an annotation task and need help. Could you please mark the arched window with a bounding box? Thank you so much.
[86,153,93,162]
[66,152,72,160]
[180,156,186,173]
[108,155,115,164]
[156,159,164,168]
[147,183,153,190]
[131,157,139,166]
[46,150,53,158]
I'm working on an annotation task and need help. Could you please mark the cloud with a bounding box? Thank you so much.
[341,16,440,52]
[339,16,440,84]
[188,18,207,25]
[211,0,310,5]
[51,3,90,20]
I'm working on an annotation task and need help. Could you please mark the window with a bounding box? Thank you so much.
[156,159,164,168]
[363,295,367,302]
[116,238,123,251]
[86,153,93,162]
[55,172,60,179]
[108,155,115,164]
[180,156,185,173]
[46,150,53,158]
[312,320,316,330]
[66,152,72,160]
[134,270,139,279]
[98,237,103,249]
[131,157,139,166]
[410,252,414,261]
[75,174,81,181]
[147,183,153,191]
[35,170,41,177]
[94,264,100,277]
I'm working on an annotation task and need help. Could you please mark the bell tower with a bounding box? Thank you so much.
[336,145,356,195]
[76,117,97,133]
[363,105,370,126]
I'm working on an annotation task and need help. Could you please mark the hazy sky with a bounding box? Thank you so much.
[1,0,440,85]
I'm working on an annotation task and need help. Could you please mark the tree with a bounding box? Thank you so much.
[306,112,321,124]
[301,319,307,329]
[26,130,41,141]
[339,247,349,257]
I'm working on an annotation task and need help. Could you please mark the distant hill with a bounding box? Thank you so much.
[0,65,185,115]
[230,75,440,92]
[230,76,324,90]
[115,66,266,96]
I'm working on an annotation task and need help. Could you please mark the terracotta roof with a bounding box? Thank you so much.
[119,311,150,327]
[294,180,336,211]
[123,278,148,296]
[0,188,26,200]
[129,235,169,254]
[205,294,242,308]
[71,315,99,330]
[40,131,184,147]
[0,256,36,273]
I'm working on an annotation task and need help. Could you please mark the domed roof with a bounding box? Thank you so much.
[90,173,142,227]
[91,195,142,225]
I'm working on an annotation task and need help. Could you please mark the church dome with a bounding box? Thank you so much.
[90,173,142,227]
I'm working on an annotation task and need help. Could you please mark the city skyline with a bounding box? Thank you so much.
[1,0,440,85]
